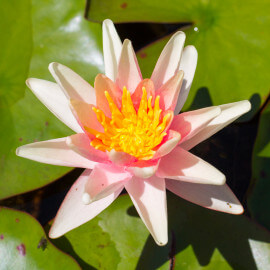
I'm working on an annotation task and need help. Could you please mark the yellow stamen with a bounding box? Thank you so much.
[89,87,173,160]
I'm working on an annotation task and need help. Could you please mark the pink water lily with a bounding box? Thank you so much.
[16,19,251,246]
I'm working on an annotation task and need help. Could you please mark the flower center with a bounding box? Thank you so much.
[88,87,172,160]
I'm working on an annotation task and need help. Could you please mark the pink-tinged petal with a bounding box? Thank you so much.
[26,79,82,133]
[157,146,225,185]
[84,163,131,203]
[49,62,95,104]
[156,70,184,111]
[107,149,136,166]
[166,179,244,214]
[102,19,122,82]
[127,159,160,178]
[171,106,221,145]
[153,130,181,159]
[49,169,123,238]
[69,99,103,137]
[116,39,142,93]
[66,133,108,163]
[94,74,122,116]
[131,79,155,110]
[181,100,251,150]
[125,176,168,246]
[175,45,198,114]
[16,138,95,168]
[151,31,186,90]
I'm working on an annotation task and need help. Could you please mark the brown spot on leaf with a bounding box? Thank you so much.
[0,234,4,240]
[15,218,20,223]
[19,137,23,142]
[17,244,26,256]
[120,2,127,9]
[37,236,48,251]
[45,121,49,126]
[139,52,147,58]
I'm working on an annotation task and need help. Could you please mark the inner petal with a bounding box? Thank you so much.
[88,86,174,160]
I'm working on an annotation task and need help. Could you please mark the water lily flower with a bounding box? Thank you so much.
[16,19,251,246]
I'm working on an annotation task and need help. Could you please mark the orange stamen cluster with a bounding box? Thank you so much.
[88,87,172,160]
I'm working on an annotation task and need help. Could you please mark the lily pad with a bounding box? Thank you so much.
[248,103,270,230]
[50,193,270,269]
[0,207,80,269]
[86,0,270,113]
[0,0,104,199]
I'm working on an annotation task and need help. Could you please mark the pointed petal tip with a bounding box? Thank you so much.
[122,39,132,49]
[128,166,157,178]
[48,61,57,71]
[185,45,198,55]
[216,173,226,185]
[48,225,63,239]
[15,146,21,157]
[173,30,186,40]
[236,205,244,215]
[82,192,92,205]
[153,131,181,159]
[48,230,57,239]
[156,237,168,246]
[107,149,136,166]
[123,38,132,44]
[242,100,252,112]
[102,18,114,26]
[94,73,107,86]
[25,78,32,87]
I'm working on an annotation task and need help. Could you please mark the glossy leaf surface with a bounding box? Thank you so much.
[0,207,80,269]
[0,0,103,199]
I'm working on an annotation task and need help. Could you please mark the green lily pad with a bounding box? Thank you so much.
[50,193,270,269]
[258,141,270,157]
[0,0,104,199]
[87,0,270,113]
[0,207,80,269]
[248,103,270,230]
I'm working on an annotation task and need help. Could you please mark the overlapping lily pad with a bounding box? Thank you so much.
[248,103,270,230]
[0,0,104,199]
[50,193,270,269]
[87,0,270,113]
[0,207,80,269]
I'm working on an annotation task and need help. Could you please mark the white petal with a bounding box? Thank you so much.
[127,161,160,178]
[151,31,186,90]
[181,100,251,150]
[84,163,131,203]
[49,62,96,104]
[26,78,82,133]
[16,138,95,169]
[175,45,198,114]
[116,39,142,93]
[153,130,181,159]
[166,179,244,214]
[107,149,136,166]
[125,176,168,246]
[157,146,225,185]
[66,133,107,163]
[49,169,123,238]
[102,19,122,82]
[171,106,221,144]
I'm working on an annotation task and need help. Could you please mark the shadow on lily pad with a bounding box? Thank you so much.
[133,192,270,269]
